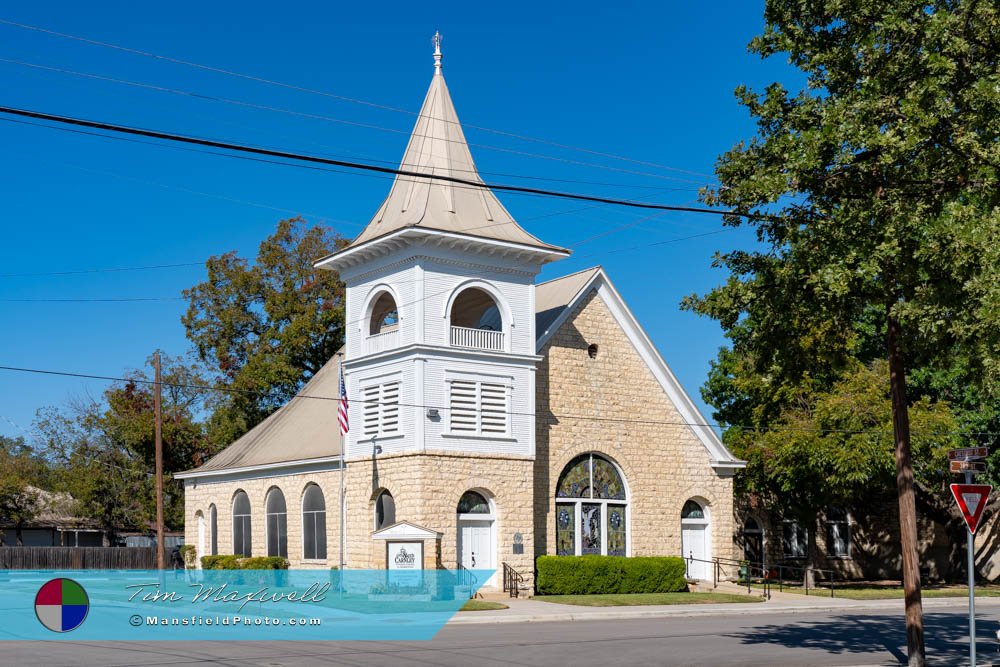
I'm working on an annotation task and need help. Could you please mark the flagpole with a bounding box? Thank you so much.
[339,352,346,576]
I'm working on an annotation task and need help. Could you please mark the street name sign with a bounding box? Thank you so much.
[950,460,987,474]
[950,484,991,535]
[948,447,989,461]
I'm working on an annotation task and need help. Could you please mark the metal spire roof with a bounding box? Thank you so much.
[345,33,564,252]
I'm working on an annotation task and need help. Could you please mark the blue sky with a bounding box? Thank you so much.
[0,1,802,439]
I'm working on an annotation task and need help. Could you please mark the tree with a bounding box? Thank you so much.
[685,3,1000,664]
[34,355,209,536]
[732,361,959,581]
[182,217,347,445]
[0,435,46,546]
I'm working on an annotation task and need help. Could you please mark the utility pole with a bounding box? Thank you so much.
[154,351,165,570]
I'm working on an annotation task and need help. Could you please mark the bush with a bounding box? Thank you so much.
[201,555,240,570]
[199,555,290,570]
[178,545,197,568]
[239,556,289,570]
[535,555,688,595]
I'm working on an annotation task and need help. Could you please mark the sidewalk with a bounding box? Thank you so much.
[449,591,1000,625]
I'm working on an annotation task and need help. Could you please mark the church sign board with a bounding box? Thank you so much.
[387,541,423,587]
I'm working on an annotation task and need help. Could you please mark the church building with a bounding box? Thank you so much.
[178,36,744,590]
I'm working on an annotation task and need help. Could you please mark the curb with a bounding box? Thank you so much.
[448,595,1000,625]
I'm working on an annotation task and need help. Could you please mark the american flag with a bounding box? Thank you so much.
[338,367,349,435]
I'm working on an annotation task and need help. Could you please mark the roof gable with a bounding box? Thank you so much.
[536,267,744,472]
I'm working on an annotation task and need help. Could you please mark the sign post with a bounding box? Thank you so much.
[948,447,993,667]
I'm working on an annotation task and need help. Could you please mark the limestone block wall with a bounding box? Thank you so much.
[534,290,735,564]
[183,470,343,569]
[343,451,536,584]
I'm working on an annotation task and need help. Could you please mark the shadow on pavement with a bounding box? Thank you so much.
[731,613,998,665]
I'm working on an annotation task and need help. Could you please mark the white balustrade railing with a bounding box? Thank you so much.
[450,326,505,351]
[365,329,398,354]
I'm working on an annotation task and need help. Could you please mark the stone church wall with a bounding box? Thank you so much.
[535,290,736,565]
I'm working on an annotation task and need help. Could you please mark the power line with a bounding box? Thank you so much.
[0,262,202,278]
[0,363,993,439]
[0,18,717,181]
[0,56,710,188]
[0,105,759,219]
[0,297,183,302]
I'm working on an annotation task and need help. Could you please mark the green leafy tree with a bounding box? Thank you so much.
[182,217,347,445]
[685,3,1000,663]
[0,435,47,546]
[733,361,960,578]
[34,355,208,536]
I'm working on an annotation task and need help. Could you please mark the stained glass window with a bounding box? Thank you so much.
[581,503,602,555]
[556,455,591,498]
[682,500,705,520]
[556,504,575,556]
[555,453,627,556]
[457,491,490,514]
[608,505,627,556]
[593,458,626,500]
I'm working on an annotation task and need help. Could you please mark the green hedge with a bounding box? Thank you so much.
[200,555,289,570]
[536,555,688,595]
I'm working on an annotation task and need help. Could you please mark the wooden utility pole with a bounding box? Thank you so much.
[154,351,165,570]
[888,310,925,667]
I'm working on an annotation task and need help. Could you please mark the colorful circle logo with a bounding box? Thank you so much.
[35,578,89,633]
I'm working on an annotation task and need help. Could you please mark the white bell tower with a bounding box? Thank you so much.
[315,33,568,461]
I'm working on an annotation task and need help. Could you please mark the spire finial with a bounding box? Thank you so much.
[432,31,443,74]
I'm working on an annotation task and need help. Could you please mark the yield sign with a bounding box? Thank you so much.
[950,484,992,534]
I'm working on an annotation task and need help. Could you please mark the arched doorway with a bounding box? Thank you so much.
[681,499,711,580]
[456,490,496,586]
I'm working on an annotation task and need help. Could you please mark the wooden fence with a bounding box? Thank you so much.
[0,546,157,569]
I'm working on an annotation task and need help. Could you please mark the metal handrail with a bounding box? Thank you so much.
[456,562,475,598]
[682,553,839,599]
[502,561,524,598]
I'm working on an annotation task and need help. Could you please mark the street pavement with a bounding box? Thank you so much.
[5,597,1000,666]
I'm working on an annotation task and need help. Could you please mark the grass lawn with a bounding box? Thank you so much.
[756,583,1000,600]
[460,600,509,611]
[533,592,764,606]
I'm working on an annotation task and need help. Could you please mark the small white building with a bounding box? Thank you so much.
[178,36,744,589]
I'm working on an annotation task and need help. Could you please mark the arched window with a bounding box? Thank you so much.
[302,485,327,560]
[451,288,501,330]
[232,491,252,557]
[457,491,490,514]
[265,488,287,558]
[368,292,399,335]
[555,453,627,556]
[449,287,504,351]
[209,504,218,556]
[682,500,706,520]
[374,490,395,531]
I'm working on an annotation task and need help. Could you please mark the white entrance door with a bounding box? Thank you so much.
[682,524,710,580]
[459,520,495,586]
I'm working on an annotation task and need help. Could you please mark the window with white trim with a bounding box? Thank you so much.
[362,381,400,437]
[782,519,808,559]
[825,507,851,558]
[449,379,508,436]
